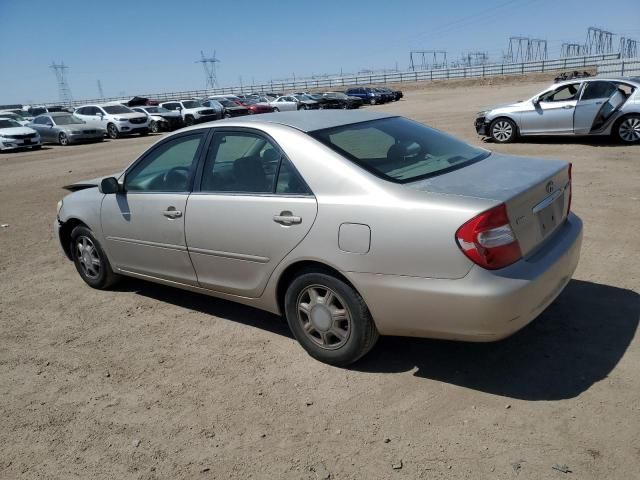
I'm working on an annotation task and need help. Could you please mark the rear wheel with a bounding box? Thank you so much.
[273,107,280,112]
[58,132,69,146]
[107,123,119,139]
[615,115,640,143]
[284,271,379,366]
[490,117,517,143]
[70,225,119,289]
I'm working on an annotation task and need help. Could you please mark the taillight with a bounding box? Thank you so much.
[567,163,572,215]
[455,203,522,270]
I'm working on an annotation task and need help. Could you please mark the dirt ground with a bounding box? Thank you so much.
[1,75,638,480]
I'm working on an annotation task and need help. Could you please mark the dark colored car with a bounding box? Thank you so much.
[375,87,403,101]
[320,92,363,109]
[292,95,320,110]
[372,88,395,103]
[238,97,275,114]
[344,87,385,105]
[218,98,250,117]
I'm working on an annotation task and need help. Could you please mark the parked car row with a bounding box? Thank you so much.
[0,85,404,151]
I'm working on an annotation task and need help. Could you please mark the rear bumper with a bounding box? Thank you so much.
[347,213,583,341]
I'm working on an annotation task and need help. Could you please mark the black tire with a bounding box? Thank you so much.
[107,123,119,139]
[489,117,517,143]
[149,120,159,133]
[70,225,119,290]
[284,271,379,366]
[614,114,640,144]
[59,132,69,146]
[273,107,280,112]
[369,98,377,105]
[184,115,195,126]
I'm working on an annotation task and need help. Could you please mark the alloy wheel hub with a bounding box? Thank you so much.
[310,304,332,331]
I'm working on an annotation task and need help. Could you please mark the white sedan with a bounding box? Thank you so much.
[270,96,300,112]
[0,118,41,151]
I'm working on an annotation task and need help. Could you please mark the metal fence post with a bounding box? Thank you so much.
[621,62,625,76]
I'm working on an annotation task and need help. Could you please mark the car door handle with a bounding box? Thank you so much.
[163,208,182,219]
[562,105,574,109]
[273,212,302,225]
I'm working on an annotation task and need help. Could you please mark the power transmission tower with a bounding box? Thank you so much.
[409,50,447,71]
[619,37,639,58]
[196,50,221,89]
[506,37,547,62]
[49,61,73,106]
[458,52,489,67]
[585,27,614,55]
[561,43,584,57]
[97,80,105,99]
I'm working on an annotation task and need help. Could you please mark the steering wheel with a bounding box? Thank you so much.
[162,166,190,190]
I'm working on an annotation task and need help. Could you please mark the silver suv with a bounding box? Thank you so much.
[475,77,640,143]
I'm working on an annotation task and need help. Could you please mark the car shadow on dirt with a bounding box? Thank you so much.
[116,278,293,338]
[355,279,639,400]
[484,136,629,147]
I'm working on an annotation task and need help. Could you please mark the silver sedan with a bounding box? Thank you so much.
[55,111,582,365]
[476,77,640,143]
[30,112,105,145]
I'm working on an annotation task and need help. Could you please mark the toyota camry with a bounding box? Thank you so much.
[55,111,582,365]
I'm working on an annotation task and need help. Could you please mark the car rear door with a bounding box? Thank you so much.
[100,130,208,285]
[573,80,619,134]
[185,128,317,297]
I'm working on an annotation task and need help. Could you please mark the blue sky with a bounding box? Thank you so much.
[1,0,639,104]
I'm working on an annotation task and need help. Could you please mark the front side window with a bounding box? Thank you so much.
[581,81,617,101]
[125,132,205,192]
[540,83,581,102]
[54,115,85,125]
[34,116,51,125]
[201,131,309,195]
[311,117,489,184]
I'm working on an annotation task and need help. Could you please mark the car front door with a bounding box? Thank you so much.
[100,130,208,285]
[520,83,582,135]
[31,116,53,141]
[185,129,317,297]
[573,80,619,134]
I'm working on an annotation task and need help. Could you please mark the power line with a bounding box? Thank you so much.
[49,61,73,106]
[196,50,221,89]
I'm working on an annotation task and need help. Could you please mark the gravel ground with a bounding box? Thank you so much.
[1,74,638,479]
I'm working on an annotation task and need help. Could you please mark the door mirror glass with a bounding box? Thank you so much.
[100,177,121,194]
[532,96,540,106]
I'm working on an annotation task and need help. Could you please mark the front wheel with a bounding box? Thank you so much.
[149,120,159,133]
[59,132,69,146]
[70,225,119,289]
[615,115,640,143]
[184,115,195,126]
[284,271,379,366]
[107,123,119,139]
[273,107,280,112]
[490,118,517,143]
[369,97,377,105]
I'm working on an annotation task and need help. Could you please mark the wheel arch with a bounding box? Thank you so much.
[275,260,362,316]
[58,218,89,260]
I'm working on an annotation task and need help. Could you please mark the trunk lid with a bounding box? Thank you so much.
[408,153,571,257]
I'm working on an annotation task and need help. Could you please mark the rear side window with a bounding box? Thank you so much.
[581,81,617,100]
[310,117,489,183]
[201,131,310,195]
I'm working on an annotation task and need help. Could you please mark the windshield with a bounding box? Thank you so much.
[53,115,85,125]
[218,99,237,107]
[0,113,19,120]
[310,117,489,183]
[142,106,168,114]
[0,119,22,128]
[103,105,132,114]
[182,101,200,109]
[30,107,47,116]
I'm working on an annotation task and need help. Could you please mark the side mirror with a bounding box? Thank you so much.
[532,96,540,106]
[100,177,121,194]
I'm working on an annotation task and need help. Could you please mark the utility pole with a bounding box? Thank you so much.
[97,80,105,99]
[49,61,73,106]
[196,50,221,89]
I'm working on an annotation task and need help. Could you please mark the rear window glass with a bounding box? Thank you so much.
[310,117,489,183]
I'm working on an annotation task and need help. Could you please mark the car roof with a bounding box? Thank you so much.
[183,110,396,133]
